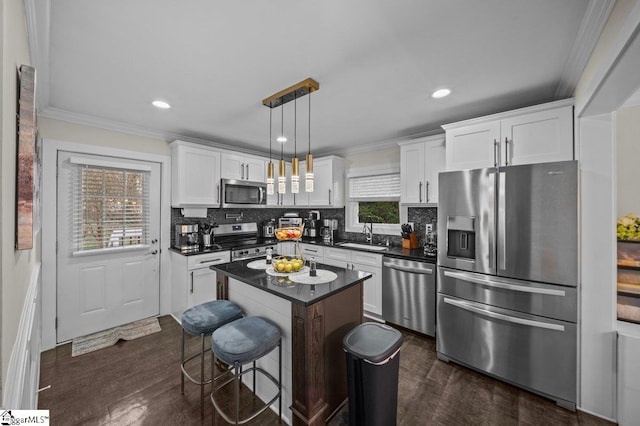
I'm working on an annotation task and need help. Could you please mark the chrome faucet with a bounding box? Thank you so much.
[362,216,374,244]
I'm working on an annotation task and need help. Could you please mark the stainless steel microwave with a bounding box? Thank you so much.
[220,179,267,208]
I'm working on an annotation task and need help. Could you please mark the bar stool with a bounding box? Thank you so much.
[210,316,282,425]
[181,300,243,417]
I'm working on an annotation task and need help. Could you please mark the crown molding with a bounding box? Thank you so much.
[38,106,270,157]
[555,0,616,99]
[331,129,444,156]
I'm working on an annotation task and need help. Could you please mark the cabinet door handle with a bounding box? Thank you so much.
[190,271,194,293]
[493,139,498,167]
[504,137,509,166]
[240,163,245,180]
[426,181,430,203]
[419,182,423,203]
[329,189,332,205]
[216,184,220,204]
[245,164,249,179]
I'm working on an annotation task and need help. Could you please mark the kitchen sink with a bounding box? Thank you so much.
[337,242,389,251]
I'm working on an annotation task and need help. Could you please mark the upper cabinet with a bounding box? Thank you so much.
[220,153,265,182]
[442,99,574,171]
[299,156,345,207]
[399,135,446,204]
[170,141,221,207]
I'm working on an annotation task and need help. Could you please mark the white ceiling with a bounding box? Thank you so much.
[29,0,613,156]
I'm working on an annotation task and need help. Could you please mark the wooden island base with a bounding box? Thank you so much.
[217,274,364,425]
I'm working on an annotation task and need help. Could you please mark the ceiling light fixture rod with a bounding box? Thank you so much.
[262,78,319,108]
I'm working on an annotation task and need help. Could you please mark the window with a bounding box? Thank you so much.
[69,160,150,253]
[346,166,403,235]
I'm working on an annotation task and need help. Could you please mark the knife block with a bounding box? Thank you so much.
[402,232,420,249]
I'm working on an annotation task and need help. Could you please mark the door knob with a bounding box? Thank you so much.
[150,249,158,255]
[151,239,158,244]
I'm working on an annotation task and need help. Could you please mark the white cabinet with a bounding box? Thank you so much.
[299,156,345,207]
[399,135,446,204]
[443,100,574,171]
[221,152,265,182]
[170,141,221,207]
[299,243,324,263]
[277,241,297,257]
[323,247,382,316]
[170,250,231,319]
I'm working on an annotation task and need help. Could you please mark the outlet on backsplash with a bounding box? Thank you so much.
[426,224,433,233]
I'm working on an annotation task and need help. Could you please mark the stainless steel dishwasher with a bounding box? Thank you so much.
[382,257,436,336]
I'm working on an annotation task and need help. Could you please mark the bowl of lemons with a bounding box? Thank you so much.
[269,256,307,276]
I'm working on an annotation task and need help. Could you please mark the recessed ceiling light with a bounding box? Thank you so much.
[276,136,287,143]
[152,100,171,109]
[432,89,451,99]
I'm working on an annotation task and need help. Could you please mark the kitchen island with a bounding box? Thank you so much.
[211,259,372,426]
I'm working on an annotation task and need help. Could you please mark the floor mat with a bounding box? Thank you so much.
[71,317,161,357]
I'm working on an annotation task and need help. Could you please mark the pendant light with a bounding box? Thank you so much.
[305,88,314,192]
[263,78,318,194]
[266,108,275,195]
[291,95,300,194]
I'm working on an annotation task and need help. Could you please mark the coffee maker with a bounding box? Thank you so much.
[174,224,200,253]
[321,218,338,244]
[262,219,276,238]
[303,211,321,238]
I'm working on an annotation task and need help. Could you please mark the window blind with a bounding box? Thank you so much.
[69,162,151,252]
[349,173,401,199]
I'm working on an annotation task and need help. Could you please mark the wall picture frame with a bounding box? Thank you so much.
[16,65,36,250]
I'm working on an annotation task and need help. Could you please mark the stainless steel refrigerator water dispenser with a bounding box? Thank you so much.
[446,216,476,261]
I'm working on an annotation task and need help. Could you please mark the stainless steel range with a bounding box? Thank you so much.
[214,223,276,261]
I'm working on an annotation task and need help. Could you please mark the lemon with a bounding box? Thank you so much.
[284,263,293,273]
[276,262,285,272]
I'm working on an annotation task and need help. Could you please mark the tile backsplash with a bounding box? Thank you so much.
[171,206,437,247]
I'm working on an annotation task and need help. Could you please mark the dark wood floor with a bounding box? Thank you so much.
[39,315,613,425]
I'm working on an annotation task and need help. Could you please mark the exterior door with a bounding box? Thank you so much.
[56,151,161,342]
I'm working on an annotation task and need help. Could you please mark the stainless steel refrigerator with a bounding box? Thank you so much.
[437,160,578,411]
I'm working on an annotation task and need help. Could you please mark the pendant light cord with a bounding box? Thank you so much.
[269,108,272,160]
[294,94,297,157]
[308,90,311,155]
[281,102,284,160]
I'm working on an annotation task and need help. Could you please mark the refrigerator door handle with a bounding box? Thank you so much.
[443,270,566,296]
[443,297,565,331]
[497,170,506,271]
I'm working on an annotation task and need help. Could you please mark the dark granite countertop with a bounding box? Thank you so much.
[297,238,437,263]
[211,259,372,306]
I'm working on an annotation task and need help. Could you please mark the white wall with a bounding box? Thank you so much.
[1,0,39,399]
[616,105,640,217]
[342,145,399,170]
[38,117,170,155]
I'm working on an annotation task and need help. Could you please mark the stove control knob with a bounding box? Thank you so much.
[255,248,260,253]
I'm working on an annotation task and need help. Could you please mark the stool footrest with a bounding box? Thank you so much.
[211,366,281,425]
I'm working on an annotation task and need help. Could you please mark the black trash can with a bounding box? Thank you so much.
[343,322,404,426]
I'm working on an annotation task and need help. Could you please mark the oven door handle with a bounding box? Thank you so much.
[443,297,565,331]
[443,270,565,296]
[383,261,433,274]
